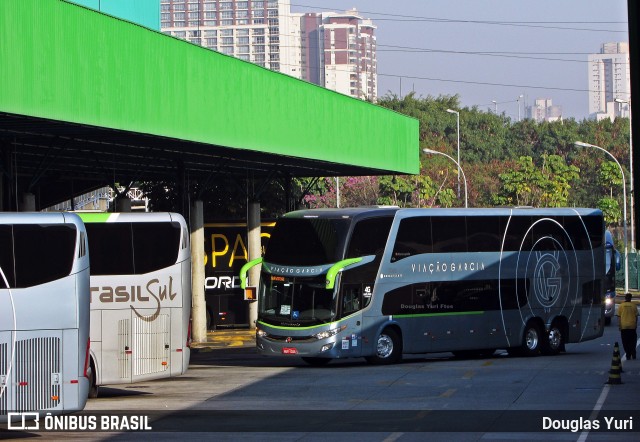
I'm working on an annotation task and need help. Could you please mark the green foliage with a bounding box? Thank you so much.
[598,197,621,225]
[492,155,579,207]
[161,95,629,232]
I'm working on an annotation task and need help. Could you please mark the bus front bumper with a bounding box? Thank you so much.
[256,335,342,358]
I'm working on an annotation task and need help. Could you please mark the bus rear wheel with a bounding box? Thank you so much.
[365,328,402,365]
[88,361,99,399]
[542,323,564,356]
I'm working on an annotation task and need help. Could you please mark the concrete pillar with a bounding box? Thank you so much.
[20,193,35,212]
[115,196,132,212]
[247,200,261,329]
[190,200,207,343]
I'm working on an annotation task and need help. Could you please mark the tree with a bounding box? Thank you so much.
[492,155,579,207]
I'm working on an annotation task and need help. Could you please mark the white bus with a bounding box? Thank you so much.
[0,213,90,416]
[78,212,191,397]
[242,207,606,365]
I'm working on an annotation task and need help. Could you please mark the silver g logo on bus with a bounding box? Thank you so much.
[533,250,563,308]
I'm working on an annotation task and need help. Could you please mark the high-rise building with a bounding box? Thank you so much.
[70,0,160,30]
[588,42,631,121]
[300,9,377,100]
[526,98,562,123]
[160,1,377,100]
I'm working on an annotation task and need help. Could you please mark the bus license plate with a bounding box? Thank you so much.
[282,347,298,355]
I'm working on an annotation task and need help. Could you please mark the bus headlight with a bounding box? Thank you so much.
[256,328,268,338]
[605,297,613,306]
[313,325,347,340]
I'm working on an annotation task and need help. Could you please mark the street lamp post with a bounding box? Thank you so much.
[423,148,468,208]
[614,97,634,251]
[517,94,524,122]
[575,141,629,292]
[446,109,460,198]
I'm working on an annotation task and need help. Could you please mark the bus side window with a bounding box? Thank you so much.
[342,284,362,316]
[347,217,393,258]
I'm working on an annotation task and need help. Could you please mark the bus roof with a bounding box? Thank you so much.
[283,207,401,221]
[76,212,185,225]
[283,207,602,220]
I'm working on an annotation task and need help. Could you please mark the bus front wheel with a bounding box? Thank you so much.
[365,328,402,365]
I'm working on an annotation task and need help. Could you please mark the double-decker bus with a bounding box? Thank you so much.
[0,213,90,417]
[78,212,191,397]
[242,207,606,365]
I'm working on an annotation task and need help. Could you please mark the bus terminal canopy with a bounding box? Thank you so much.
[0,0,418,210]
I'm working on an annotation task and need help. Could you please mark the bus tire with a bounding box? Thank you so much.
[520,321,542,356]
[542,322,564,356]
[88,360,99,399]
[301,357,332,366]
[365,328,402,365]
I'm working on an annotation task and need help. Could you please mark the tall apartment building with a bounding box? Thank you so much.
[300,9,377,100]
[526,98,562,123]
[160,1,377,100]
[588,42,631,121]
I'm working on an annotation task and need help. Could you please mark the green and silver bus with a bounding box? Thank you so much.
[78,212,191,396]
[242,207,606,365]
[1,213,90,417]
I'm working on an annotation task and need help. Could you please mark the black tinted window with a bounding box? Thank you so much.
[347,217,393,258]
[431,216,467,253]
[86,222,181,275]
[132,222,181,273]
[502,216,533,251]
[264,218,350,265]
[13,224,76,288]
[85,223,134,275]
[467,216,501,252]
[391,217,432,262]
[0,225,15,288]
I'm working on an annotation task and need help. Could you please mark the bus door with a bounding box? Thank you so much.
[338,283,371,356]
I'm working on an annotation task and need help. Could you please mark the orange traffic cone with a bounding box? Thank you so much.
[606,342,623,385]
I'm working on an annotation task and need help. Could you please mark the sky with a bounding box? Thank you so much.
[290,0,629,121]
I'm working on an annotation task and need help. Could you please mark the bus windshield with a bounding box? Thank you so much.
[259,274,337,326]
[263,217,350,266]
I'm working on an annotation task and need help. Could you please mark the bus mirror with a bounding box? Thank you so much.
[244,286,257,301]
[239,257,263,289]
[325,257,364,289]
